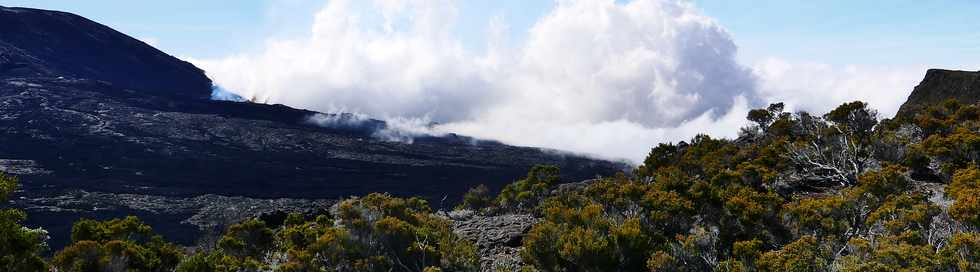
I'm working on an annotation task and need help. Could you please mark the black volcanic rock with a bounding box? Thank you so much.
[0,6,625,247]
[0,77,622,199]
[0,6,211,99]
[896,69,980,119]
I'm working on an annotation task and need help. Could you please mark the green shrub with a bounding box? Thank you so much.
[497,165,560,211]
[456,184,493,211]
[52,216,182,272]
[0,173,47,272]
[756,236,830,272]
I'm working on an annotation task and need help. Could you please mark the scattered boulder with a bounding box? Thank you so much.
[552,178,600,194]
[452,213,538,271]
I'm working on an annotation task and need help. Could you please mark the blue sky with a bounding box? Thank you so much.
[2,0,977,69]
[0,0,553,59]
[694,0,980,67]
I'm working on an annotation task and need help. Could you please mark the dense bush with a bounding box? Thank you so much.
[520,129,786,270]
[178,193,478,272]
[909,99,980,177]
[456,184,493,212]
[497,165,561,212]
[518,100,980,271]
[948,167,980,227]
[52,216,183,272]
[324,193,478,271]
[0,173,47,272]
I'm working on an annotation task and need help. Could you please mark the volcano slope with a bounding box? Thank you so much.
[0,6,624,247]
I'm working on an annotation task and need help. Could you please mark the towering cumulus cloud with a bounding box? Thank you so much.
[200,0,901,162]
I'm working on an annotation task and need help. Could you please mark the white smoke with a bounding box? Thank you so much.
[304,112,373,129]
[305,112,444,144]
[210,85,247,102]
[197,0,927,163]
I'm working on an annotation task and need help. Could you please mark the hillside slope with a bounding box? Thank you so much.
[0,6,212,99]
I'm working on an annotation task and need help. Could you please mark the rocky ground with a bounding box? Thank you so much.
[0,77,623,199]
[450,211,538,271]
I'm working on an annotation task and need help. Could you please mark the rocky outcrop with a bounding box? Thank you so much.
[452,213,538,271]
[895,69,980,119]
[552,178,600,194]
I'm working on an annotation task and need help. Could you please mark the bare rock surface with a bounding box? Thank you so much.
[0,6,212,99]
[0,159,50,175]
[452,213,538,271]
[896,69,980,119]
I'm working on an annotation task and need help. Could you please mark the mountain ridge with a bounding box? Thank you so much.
[896,69,980,119]
[0,5,212,99]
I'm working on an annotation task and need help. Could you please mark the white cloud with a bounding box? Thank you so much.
[752,58,925,117]
[196,0,926,163]
[441,96,752,162]
[305,112,441,143]
[201,0,488,123]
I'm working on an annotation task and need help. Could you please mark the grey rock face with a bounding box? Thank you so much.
[453,213,538,271]
[552,178,600,194]
[896,69,980,119]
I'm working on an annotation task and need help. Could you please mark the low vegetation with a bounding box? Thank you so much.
[2,99,980,271]
[0,173,47,271]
